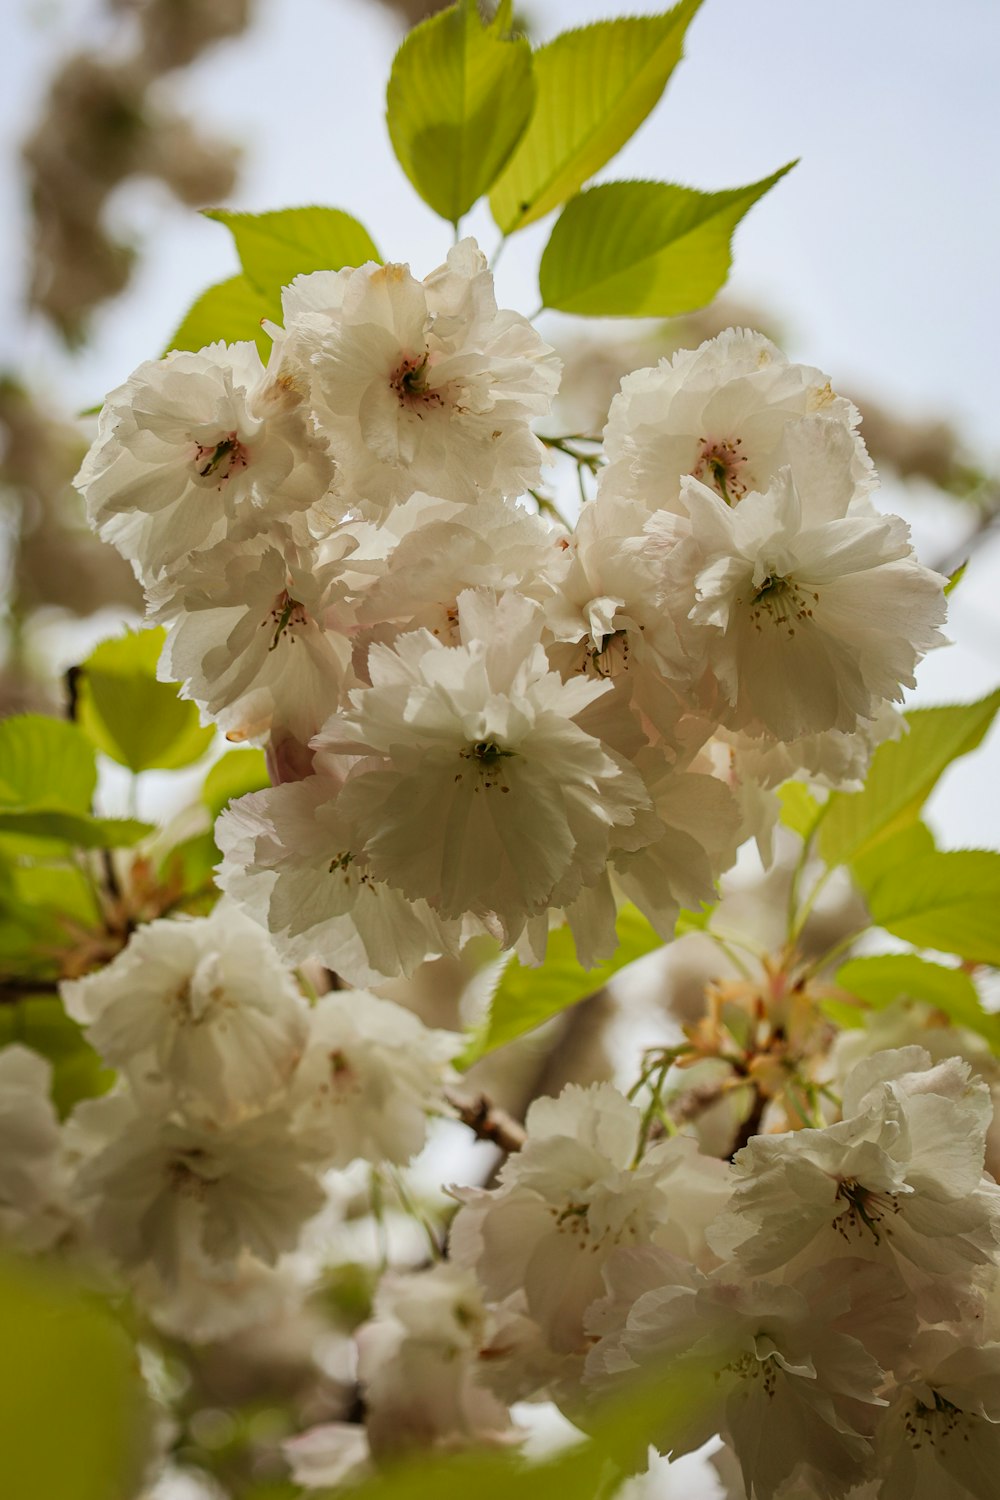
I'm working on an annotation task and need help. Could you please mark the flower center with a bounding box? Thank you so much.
[192,431,248,486]
[747,573,817,637]
[390,352,443,411]
[456,739,514,793]
[833,1178,900,1245]
[693,436,748,504]
[265,589,308,651]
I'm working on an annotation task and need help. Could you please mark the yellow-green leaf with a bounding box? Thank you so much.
[490,0,701,234]
[538,166,795,317]
[204,206,380,296]
[0,1255,146,1500]
[865,850,1000,966]
[820,689,1000,870]
[777,780,823,841]
[77,628,215,774]
[165,273,271,359]
[836,953,1000,1048]
[463,904,661,1063]
[202,748,270,820]
[0,715,96,814]
[386,0,535,224]
[0,1000,114,1116]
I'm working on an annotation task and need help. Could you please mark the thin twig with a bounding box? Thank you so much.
[446,1087,526,1153]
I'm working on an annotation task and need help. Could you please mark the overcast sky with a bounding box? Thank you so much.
[1,0,998,845]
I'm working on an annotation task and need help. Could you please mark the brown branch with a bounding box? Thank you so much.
[0,976,61,1003]
[729,1087,767,1160]
[446,1088,526,1153]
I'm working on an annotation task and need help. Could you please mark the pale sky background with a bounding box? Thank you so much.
[1,0,999,848]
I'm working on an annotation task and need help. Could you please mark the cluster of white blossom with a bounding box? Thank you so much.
[441,1057,1000,1499]
[75,241,947,985]
[0,902,456,1332]
[56,239,987,1497]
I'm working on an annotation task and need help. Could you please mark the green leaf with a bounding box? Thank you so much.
[538,166,795,316]
[0,1255,145,1500]
[865,850,1000,966]
[835,953,1000,1048]
[0,715,96,814]
[386,0,535,224]
[464,904,661,1063]
[490,0,701,234]
[819,689,1000,870]
[202,748,270,820]
[0,811,152,849]
[205,206,380,297]
[945,561,967,596]
[165,273,271,359]
[77,628,215,774]
[778,780,823,840]
[0,863,99,978]
[0,1000,115,1116]
[849,820,936,897]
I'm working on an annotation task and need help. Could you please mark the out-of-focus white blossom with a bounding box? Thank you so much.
[70,1091,326,1283]
[61,903,309,1123]
[292,989,457,1167]
[356,1264,515,1458]
[586,1250,886,1500]
[0,1045,68,1251]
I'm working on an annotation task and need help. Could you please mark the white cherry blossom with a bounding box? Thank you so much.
[600,327,873,521]
[322,590,650,945]
[150,529,356,745]
[274,240,560,514]
[75,340,333,581]
[666,468,946,740]
[450,1082,729,1358]
[216,774,460,985]
[356,1264,514,1458]
[585,1252,886,1500]
[61,902,310,1123]
[0,1045,68,1251]
[70,1091,326,1283]
[291,989,457,1167]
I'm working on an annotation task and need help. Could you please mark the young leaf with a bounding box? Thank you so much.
[77,628,215,774]
[777,780,823,841]
[490,0,702,234]
[0,811,152,849]
[538,166,795,317]
[819,689,1000,870]
[386,0,535,224]
[204,206,380,295]
[202,748,270,820]
[865,850,1000,966]
[0,999,114,1117]
[463,904,661,1063]
[165,273,272,359]
[0,715,96,814]
[0,1256,146,1500]
[849,820,936,897]
[945,561,967,596]
[835,953,1000,1048]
